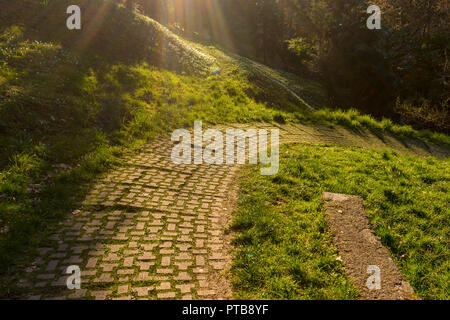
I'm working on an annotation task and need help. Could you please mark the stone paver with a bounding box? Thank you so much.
[18,123,447,300]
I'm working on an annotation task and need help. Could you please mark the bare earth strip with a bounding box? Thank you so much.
[322,192,418,300]
[17,123,448,300]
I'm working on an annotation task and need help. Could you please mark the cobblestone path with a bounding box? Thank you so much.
[18,123,448,300]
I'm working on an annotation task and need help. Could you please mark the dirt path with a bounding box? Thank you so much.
[18,123,448,300]
[323,192,417,300]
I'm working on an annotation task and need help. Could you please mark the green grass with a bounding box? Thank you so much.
[232,144,449,300]
[306,108,450,146]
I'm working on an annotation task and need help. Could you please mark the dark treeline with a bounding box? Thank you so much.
[4,0,446,130]
[125,0,449,132]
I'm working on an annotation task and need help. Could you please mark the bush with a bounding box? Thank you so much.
[395,98,450,134]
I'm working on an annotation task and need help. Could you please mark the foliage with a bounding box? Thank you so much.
[396,98,450,134]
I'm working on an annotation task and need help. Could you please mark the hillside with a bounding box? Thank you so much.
[0,0,449,300]
[0,0,325,277]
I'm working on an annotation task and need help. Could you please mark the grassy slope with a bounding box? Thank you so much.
[233,144,449,299]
